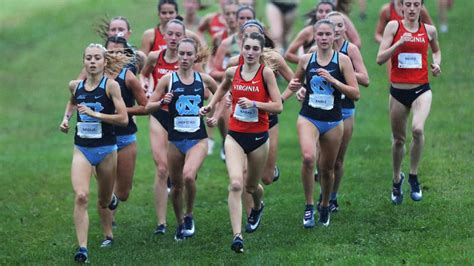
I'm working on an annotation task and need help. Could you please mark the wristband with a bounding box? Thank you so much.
[252,101,257,108]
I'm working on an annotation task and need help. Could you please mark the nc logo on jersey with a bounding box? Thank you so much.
[176,95,201,115]
[79,102,104,122]
[310,75,333,95]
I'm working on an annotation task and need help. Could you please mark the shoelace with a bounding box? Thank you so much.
[304,210,313,220]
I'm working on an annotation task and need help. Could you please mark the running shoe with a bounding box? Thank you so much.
[183,215,195,238]
[74,247,89,263]
[100,236,113,248]
[167,177,172,194]
[108,193,119,210]
[329,199,339,213]
[230,234,244,253]
[245,202,264,233]
[318,206,330,227]
[303,205,315,228]
[174,224,185,241]
[220,146,226,161]
[154,224,166,235]
[408,174,422,201]
[391,173,405,205]
[272,165,280,182]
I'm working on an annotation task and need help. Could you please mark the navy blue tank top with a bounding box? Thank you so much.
[338,41,354,109]
[300,51,345,121]
[168,72,207,141]
[74,77,116,147]
[114,68,137,136]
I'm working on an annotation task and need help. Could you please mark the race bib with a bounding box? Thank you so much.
[77,122,102,139]
[233,105,258,122]
[398,53,422,69]
[309,94,335,110]
[174,116,200,133]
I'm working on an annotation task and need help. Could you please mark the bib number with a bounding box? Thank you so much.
[398,53,422,69]
[309,94,335,110]
[233,105,258,122]
[77,122,102,139]
[174,116,200,132]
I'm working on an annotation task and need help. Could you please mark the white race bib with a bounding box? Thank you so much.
[233,105,258,122]
[309,94,335,110]
[77,122,102,139]
[398,53,422,69]
[174,116,200,133]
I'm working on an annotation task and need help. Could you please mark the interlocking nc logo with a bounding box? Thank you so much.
[310,76,333,94]
[176,95,201,115]
[79,102,104,122]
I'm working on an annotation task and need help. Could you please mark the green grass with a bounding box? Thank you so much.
[1,0,473,264]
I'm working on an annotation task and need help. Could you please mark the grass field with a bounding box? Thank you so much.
[1,0,473,264]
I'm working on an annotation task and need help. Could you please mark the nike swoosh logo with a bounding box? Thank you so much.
[251,80,260,84]
[255,136,264,141]
[415,89,423,94]
[95,95,103,99]
[194,88,201,92]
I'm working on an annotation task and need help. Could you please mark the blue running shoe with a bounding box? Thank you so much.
[100,236,113,248]
[318,206,330,227]
[303,205,315,228]
[329,199,339,213]
[174,224,185,241]
[108,193,119,210]
[154,224,166,235]
[183,215,195,238]
[245,202,264,233]
[391,173,405,205]
[230,234,244,253]
[408,174,422,201]
[74,247,88,263]
[272,166,280,182]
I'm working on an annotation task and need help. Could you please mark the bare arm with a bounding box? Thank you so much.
[283,54,311,101]
[210,37,232,80]
[427,24,441,76]
[201,67,235,116]
[348,44,370,87]
[285,27,312,64]
[145,73,172,114]
[317,54,359,100]
[376,21,402,65]
[59,81,80,133]
[255,67,283,114]
[125,70,148,115]
[140,51,159,94]
[140,29,154,55]
[374,4,390,43]
[342,14,362,48]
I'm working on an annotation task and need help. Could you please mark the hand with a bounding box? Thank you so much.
[60,118,69,133]
[431,63,441,76]
[237,97,254,109]
[162,92,173,104]
[200,105,212,115]
[397,33,412,47]
[77,104,95,117]
[288,78,302,92]
[206,117,217,127]
[225,93,232,108]
[296,87,306,102]
[316,68,336,84]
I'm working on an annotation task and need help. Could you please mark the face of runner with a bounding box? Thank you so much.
[108,19,130,39]
[84,46,106,75]
[328,15,345,40]
[401,0,423,21]
[237,9,255,28]
[159,3,178,25]
[314,23,335,50]
[224,4,239,29]
[317,3,334,21]
[165,22,185,50]
[178,41,196,70]
[242,37,262,65]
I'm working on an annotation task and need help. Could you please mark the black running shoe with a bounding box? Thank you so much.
[100,236,113,248]
[272,166,280,182]
[183,215,195,238]
[231,234,244,253]
[154,224,166,235]
[174,224,185,241]
[108,193,119,210]
[329,199,339,213]
[74,247,88,263]
[408,174,422,201]
[318,206,330,227]
[245,202,264,233]
[391,173,405,205]
[167,177,172,193]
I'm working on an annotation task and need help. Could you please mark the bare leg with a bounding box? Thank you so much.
[333,116,354,194]
[261,124,279,185]
[297,117,318,205]
[389,95,410,183]
[95,151,117,239]
[409,91,432,175]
